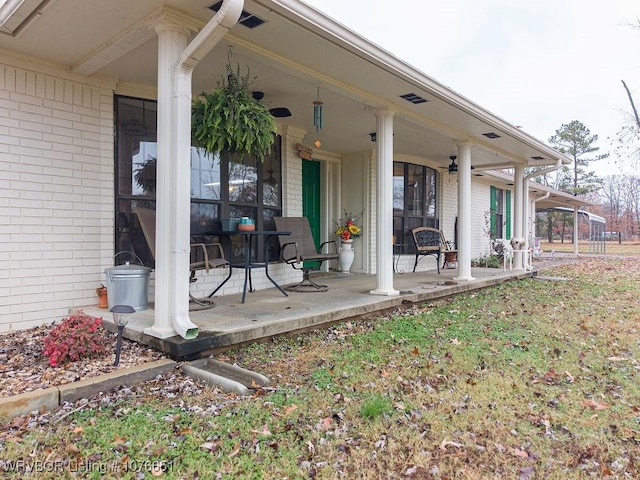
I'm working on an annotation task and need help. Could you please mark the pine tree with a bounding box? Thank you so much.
[548,120,607,196]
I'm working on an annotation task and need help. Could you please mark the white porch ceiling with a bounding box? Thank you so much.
[0,0,571,171]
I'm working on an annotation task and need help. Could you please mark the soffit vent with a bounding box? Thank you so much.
[531,156,545,161]
[399,93,428,105]
[208,1,266,29]
[482,132,501,139]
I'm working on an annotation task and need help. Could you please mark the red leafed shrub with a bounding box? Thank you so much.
[43,311,110,367]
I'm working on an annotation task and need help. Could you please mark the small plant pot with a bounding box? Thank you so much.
[96,285,108,309]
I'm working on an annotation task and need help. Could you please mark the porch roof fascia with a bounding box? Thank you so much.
[264,0,572,169]
[481,169,597,209]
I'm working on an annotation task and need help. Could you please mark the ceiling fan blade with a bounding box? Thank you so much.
[269,107,292,118]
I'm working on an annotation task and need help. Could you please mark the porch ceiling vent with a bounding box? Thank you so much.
[531,156,545,160]
[482,132,501,139]
[208,1,266,28]
[399,93,428,105]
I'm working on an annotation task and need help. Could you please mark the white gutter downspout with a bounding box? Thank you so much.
[523,159,562,269]
[153,0,243,340]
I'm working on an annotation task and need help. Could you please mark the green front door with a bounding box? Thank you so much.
[302,159,321,268]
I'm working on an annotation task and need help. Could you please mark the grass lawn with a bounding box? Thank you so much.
[3,256,640,479]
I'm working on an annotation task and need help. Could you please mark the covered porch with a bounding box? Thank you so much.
[88,266,536,360]
[0,0,572,336]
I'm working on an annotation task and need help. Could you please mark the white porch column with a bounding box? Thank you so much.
[370,108,399,296]
[523,178,531,270]
[513,166,525,270]
[454,142,474,282]
[573,206,579,256]
[145,1,243,339]
[145,24,190,339]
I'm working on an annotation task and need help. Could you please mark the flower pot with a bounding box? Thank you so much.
[96,285,108,309]
[339,239,355,272]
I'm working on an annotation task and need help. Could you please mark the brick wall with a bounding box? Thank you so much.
[0,58,115,332]
[470,182,491,258]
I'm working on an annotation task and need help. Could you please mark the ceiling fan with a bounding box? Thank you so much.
[251,91,292,118]
[439,156,474,173]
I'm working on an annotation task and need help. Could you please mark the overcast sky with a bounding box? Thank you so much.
[303,0,640,176]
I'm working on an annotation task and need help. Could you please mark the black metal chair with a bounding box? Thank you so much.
[273,217,339,292]
[411,227,457,274]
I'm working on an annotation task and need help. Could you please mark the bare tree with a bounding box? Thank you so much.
[616,81,640,166]
[616,19,640,164]
[621,80,640,131]
[600,175,625,243]
[622,175,640,239]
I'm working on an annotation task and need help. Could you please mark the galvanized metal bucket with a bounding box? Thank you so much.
[104,253,151,312]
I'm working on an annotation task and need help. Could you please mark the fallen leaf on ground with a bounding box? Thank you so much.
[519,466,535,479]
[200,442,220,452]
[251,424,271,436]
[439,439,464,451]
[284,404,298,415]
[317,417,332,431]
[511,447,529,458]
[582,399,609,410]
[228,443,241,458]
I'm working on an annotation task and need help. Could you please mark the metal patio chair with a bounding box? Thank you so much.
[410,226,457,274]
[132,207,232,308]
[273,216,339,292]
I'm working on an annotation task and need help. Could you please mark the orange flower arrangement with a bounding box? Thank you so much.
[335,210,363,240]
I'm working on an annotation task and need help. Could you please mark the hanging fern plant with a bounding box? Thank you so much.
[192,62,277,162]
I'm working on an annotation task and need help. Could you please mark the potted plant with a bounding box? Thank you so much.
[335,210,363,273]
[191,62,277,162]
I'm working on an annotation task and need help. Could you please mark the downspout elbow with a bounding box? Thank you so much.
[176,0,243,73]
[173,312,199,340]
[525,158,562,181]
[533,191,550,205]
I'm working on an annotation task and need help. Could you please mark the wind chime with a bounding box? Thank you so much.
[313,85,323,148]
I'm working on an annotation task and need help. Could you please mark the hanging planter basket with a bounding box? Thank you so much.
[192,62,277,162]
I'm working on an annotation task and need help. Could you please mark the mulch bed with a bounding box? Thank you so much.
[0,324,166,398]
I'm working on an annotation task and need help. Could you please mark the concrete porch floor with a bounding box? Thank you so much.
[84,267,535,360]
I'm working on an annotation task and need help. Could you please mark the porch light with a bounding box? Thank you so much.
[110,304,135,366]
[448,156,458,174]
